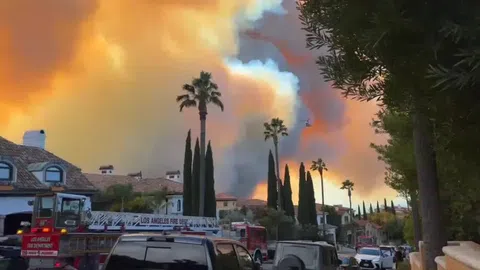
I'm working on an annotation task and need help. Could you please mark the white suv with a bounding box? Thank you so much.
[354,247,394,269]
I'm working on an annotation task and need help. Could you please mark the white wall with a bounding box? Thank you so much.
[158,195,183,215]
[0,196,34,215]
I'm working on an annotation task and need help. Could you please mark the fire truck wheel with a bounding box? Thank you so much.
[254,251,263,264]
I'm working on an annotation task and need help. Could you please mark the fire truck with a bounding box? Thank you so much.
[222,221,268,263]
[17,192,220,270]
[355,235,376,251]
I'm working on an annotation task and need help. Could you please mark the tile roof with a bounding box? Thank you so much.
[216,193,237,201]
[0,136,96,192]
[85,173,183,194]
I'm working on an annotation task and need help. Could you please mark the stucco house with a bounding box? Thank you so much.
[85,171,184,215]
[0,131,97,236]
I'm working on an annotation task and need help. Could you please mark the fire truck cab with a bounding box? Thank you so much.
[225,221,268,263]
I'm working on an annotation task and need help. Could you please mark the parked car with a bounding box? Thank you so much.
[354,247,394,270]
[102,233,262,270]
[271,240,342,270]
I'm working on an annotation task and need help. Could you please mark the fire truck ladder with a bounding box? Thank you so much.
[59,233,122,256]
[87,211,220,231]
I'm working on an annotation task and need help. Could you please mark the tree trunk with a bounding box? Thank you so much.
[199,111,207,216]
[412,110,446,269]
[320,170,326,236]
[273,141,282,211]
[348,192,352,223]
[410,189,422,251]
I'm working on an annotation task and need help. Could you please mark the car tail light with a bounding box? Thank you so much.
[42,227,51,233]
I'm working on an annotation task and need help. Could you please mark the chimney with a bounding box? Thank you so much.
[99,165,114,175]
[23,130,46,149]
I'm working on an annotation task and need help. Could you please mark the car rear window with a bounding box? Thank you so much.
[104,240,208,270]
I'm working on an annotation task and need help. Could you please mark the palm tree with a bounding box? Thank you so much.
[176,71,224,216]
[340,179,355,223]
[311,158,327,237]
[264,118,289,211]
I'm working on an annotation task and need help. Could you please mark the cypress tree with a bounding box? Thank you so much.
[306,171,317,225]
[384,198,388,212]
[267,150,277,209]
[357,205,361,219]
[283,164,295,217]
[369,203,373,214]
[191,138,200,216]
[297,162,307,225]
[391,200,396,216]
[376,201,380,213]
[204,141,216,217]
[182,130,192,216]
[362,201,368,220]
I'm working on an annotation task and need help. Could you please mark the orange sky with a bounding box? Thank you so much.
[0,0,404,207]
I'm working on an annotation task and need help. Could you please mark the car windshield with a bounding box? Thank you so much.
[55,198,82,228]
[359,248,380,256]
[105,241,208,270]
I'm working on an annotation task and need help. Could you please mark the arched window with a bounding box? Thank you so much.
[177,200,181,212]
[0,162,13,181]
[45,166,63,182]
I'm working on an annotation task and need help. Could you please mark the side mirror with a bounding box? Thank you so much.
[27,200,34,206]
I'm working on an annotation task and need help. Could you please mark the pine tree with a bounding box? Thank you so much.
[306,171,318,225]
[283,164,295,217]
[369,203,374,214]
[376,201,380,213]
[391,200,396,216]
[191,138,200,216]
[204,141,216,217]
[267,150,277,209]
[297,162,307,225]
[384,198,388,212]
[362,201,368,220]
[357,205,361,219]
[182,130,192,216]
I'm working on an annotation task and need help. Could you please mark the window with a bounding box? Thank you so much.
[105,241,209,270]
[236,245,253,270]
[36,197,54,218]
[177,200,181,212]
[216,243,240,270]
[145,243,208,270]
[55,197,82,227]
[223,201,228,207]
[104,241,147,270]
[101,170,106,174]
[358,248,381,256]
[344,216,349,223]
[0,162,12,181]
[45,166,63,182]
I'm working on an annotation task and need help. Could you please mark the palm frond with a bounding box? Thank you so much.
[179,99,197,111]
[182,84,196,95]
[176,94,190,103]
[210,96,224,111]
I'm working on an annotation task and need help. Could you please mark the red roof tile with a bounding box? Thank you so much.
[237,198,266,207]
[85,173,182,194]
[216,193,237,201]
